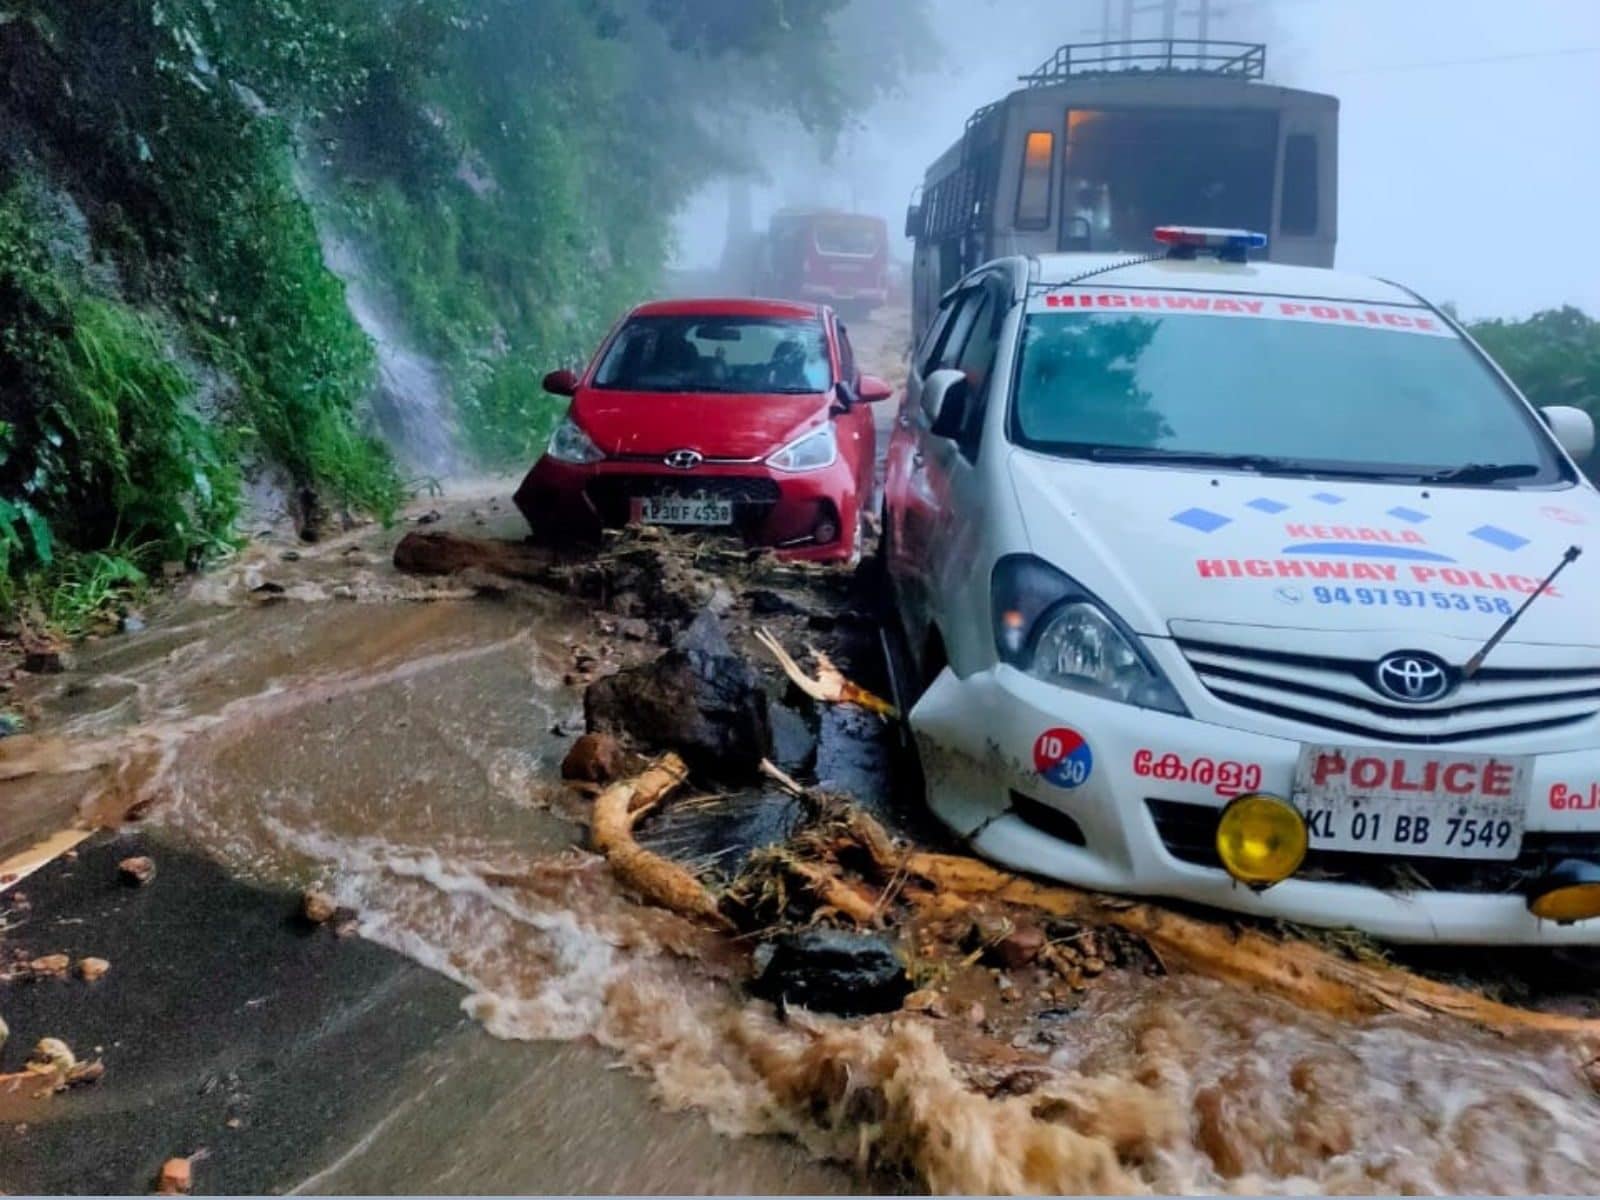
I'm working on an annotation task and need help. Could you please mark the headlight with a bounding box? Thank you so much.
[991,554,1187,715]
[767,423,837,472]
[547,415,604,465]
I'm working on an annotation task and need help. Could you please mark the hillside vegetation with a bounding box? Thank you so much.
[0,0,927,631]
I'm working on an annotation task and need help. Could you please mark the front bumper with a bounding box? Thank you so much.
[513,455,859,563]
[911,664,1600,944]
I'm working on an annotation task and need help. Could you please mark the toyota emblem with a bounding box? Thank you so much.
[664,449,703,470]
[1372,652,1453,703]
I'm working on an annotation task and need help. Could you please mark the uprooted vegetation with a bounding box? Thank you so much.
[398,528,1600,1037]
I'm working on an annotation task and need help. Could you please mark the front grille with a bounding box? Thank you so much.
[1178,638,1600,743]
[585,474,781,532]
[1146,797,1600,895]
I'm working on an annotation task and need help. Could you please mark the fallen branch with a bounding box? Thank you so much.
[589,753,730,929]
[754,628,897,718]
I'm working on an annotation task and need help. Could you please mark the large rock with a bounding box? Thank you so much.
[584,611,771,775]
[751,930,912,1016]
[392,531,554,581]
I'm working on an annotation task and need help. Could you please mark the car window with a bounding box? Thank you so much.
[952,284,1006,454]
[914,300,957,378]
[930,289,985,373]
[593,314,832,394]
[1010,307,1570,485]
[836,320,857,384]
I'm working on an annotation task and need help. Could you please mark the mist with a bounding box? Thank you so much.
[673,0,1600,321]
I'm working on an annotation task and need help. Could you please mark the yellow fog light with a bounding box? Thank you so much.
[1215,793,1307,888]
[1527,860,1600,924]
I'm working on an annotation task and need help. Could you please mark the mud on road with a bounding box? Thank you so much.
[5,312,1600,1192]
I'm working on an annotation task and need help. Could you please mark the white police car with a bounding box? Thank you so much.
[881,227,1600,943]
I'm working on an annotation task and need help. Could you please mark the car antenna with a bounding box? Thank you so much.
[1462,545,1583,678]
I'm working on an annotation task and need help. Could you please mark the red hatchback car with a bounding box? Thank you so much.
[514,298,893,563]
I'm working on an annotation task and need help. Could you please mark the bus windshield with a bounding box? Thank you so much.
[1060,108,1278,252]
[1010,308,1570,486]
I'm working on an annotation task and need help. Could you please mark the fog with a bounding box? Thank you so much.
[672,0,1600,321]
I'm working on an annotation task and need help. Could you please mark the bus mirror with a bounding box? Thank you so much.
[922,369,969,438]
[904,204,923,240]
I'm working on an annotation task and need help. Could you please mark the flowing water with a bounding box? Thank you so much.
[7,302,1600,1192]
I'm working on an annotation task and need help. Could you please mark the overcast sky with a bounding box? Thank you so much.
[674,0,1600,321]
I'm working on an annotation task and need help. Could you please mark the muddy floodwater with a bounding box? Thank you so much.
[6,323,1600,1193]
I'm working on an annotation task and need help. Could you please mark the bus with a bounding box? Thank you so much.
[905,40,1339,338]
[753,208,891,316]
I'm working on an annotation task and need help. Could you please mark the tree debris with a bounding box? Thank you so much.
[753,628,897,718]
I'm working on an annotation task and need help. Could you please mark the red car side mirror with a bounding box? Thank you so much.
[542,368,579,397]
[857,373,894,403]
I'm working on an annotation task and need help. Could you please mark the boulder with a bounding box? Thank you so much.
[750,930,912,1016]
[584,611,771,775]
[392,531,553,582]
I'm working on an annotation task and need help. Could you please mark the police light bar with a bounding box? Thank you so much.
[1154,226,1268,263]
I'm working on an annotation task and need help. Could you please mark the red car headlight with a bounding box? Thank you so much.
[767,424,837,472]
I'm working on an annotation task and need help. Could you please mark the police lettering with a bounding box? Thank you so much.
[1310,752,1515,797]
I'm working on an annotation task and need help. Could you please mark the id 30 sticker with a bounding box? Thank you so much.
[1033,728,1094,790]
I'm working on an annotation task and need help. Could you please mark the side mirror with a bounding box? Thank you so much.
[921,368,970,439]
[857,373,894,404]
[542,368,579,397]
[1542,405,1596,460]
[904,205,922,240]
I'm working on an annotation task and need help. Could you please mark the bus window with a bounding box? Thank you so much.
[1059,108,1278,252]
[1015,131,1055,230]
[1281,133,1319,235]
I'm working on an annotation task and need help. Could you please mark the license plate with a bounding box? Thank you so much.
[635,495,733,526]
[1291,745,1530,860]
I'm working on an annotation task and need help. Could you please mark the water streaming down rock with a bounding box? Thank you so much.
[304,180,463,479]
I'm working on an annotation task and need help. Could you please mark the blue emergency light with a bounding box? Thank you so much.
[1154,226,1268,263]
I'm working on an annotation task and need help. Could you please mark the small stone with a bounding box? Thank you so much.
[302,890,337,924]
[279,549,302,562]
[28,954,70,978]
[903,989,948,1018]
[120,611,148,634]
[77,957,110,982]
[119,856,157,886]
[1082,955,1107,976]
[966,1001,986,1026]
[156,1156,192,1194]
[615,617,651,642]
[21,645,71,674]
[991,921,1048,970]
[561,732,625,783]
[29,1038,75,1074]
[226,1117,243,1130]
[416,510,442,525]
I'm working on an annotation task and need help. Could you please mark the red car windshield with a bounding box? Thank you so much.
[593,315,832,395]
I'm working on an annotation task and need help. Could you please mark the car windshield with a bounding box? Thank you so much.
[1010,303,1571,486]
[814,218,882,257]
[593,314,831,394]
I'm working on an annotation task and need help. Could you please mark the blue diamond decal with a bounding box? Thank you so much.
[1470,524,1529,551]
[1247,498,1289,514]
[1388,506,1430,524]
[1311,492,1345,505]
[1172,507,1232,534]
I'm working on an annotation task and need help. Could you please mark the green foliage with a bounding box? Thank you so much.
[1469,307,1600,417]
[456,356,566,467]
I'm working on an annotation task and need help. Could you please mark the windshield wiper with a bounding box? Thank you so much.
[1084,447,1292,472]
[1417,462,1540,485]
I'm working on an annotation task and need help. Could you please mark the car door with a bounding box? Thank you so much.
[891,280,1002,666]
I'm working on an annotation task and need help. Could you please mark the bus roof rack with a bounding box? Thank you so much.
[1020,39,1267,84]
